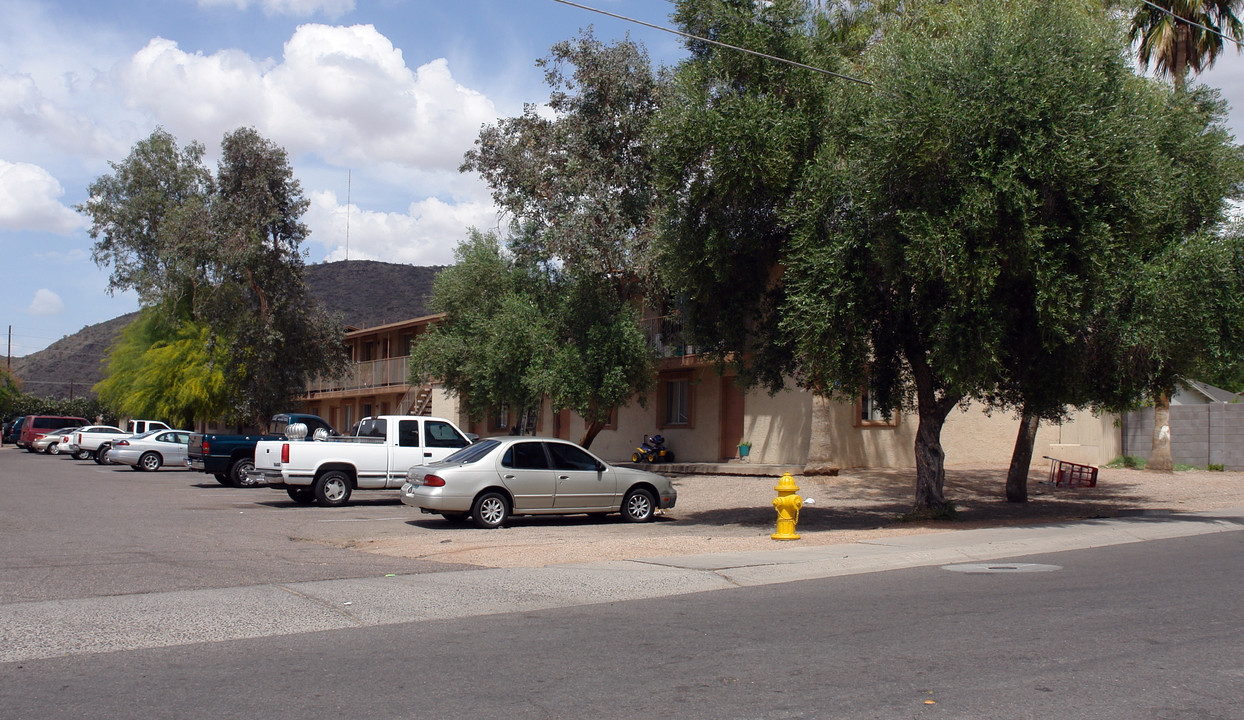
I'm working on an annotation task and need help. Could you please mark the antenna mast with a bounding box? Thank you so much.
[345,169,351,261]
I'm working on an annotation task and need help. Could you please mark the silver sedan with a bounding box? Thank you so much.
[108,430,192,471]
[401,436,677,528]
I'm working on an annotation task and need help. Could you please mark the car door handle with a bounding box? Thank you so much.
[503,474,515,479]
[424,452,432,457]
[558,475,570,480]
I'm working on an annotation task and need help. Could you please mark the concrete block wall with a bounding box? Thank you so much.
[1123,405,1244,470]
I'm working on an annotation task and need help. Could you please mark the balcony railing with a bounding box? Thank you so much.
[307,356,412,395]
[643,315,698,358]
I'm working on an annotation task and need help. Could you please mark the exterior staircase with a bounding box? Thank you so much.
[398,381,434,416]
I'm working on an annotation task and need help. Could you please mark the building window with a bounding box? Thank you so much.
[492,404,509,431]
[857,389,900,428]
[603,407,617,430]
[660,376,691,428]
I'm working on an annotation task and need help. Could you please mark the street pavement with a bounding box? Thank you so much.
[4,503,1242,663]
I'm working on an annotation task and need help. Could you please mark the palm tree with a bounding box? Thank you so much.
[1129,0,1244,91]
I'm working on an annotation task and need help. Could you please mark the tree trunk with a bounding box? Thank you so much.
[912,403,952,511]
[1006,410,1040,503]
[1174,24,1188,92]
[803,394,839,476]
[1148,389,1174,472]
[579,419,607,449]
[907,345,959,513]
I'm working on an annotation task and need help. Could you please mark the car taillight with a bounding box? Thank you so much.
[423,475,446,487]
[115,440,129,446]
[201,440,210,454]
[281,443,290,463]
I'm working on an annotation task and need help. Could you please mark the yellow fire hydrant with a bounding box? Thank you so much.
[771,471,803,540]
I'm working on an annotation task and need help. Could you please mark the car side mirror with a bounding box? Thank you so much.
[596,461,607,472]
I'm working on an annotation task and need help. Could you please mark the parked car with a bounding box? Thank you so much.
[64,425,126,461]
[401,436,678,528]
[3,416,26,446]
[17,415,88,450]
[108,430,192,471]
[32,427,81,455]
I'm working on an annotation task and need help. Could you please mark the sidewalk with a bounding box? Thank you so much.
[4,505,1242,664]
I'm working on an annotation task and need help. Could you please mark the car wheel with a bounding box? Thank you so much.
[213,473,230,485]
[471,492,509,529]
[286,487,315,504]
[73,449,89,460]
[48,443,60,456]
[313,471,352,507]
[129,464,144,471]
[139,452,162,472]
[441,512,469,523]
[621,487,656,523]
[229,458,257,487]
[94,445,111,465]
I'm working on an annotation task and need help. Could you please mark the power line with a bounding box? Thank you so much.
[1137,0,1244,51]
[550,0,874,86]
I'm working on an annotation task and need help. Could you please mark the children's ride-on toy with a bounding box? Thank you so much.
[632,433,674,463]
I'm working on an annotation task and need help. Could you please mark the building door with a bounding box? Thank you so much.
[554,409,571,440]
[719,376,745,460]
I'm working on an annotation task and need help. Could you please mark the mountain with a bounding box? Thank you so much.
[8,260,445,400]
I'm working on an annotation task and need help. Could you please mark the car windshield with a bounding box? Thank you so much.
[442,439,499,465]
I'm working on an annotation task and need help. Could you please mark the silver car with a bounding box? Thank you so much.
[108,430,192,471]
[32,427,80,454]
[401,436,677,528]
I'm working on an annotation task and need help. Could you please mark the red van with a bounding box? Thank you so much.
[18,415,89,450]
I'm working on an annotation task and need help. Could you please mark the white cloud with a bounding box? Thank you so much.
[305,189,500,265]
[113,24,498,171]
[26,288,65,316]
[0,159,84,233]
[197,0,355,19]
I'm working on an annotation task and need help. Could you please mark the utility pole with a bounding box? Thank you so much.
[6,325,10,371]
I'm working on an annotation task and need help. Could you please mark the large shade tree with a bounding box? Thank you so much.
[448,32,662,447]
[80,127,345,428]
[777,0,1240,511]
[652,0,883,474]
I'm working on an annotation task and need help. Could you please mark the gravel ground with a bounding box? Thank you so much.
[356,465,1244,569]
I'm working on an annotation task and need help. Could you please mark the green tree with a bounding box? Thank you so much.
[651,0,887,474]
[94,310,229,429]
[411,231,551,434]
[79,127,346,428]
[0,367,22,419]
[454,32,660,447]
[1129,0,1244,92]
[779,0,1242,510]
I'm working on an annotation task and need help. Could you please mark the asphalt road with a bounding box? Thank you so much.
[2,446,1242,719]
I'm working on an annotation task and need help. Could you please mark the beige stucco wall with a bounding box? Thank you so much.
[743,388,1123,470]
[422,371,1123,471]
[743,387,812,465]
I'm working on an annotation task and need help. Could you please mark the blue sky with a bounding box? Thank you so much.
[4,0,1244,361]
[0,0,685,358]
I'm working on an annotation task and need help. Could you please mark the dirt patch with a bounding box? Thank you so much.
[356,466,1244,568]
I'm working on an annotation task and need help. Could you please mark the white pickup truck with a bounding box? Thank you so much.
[252,415,474,506]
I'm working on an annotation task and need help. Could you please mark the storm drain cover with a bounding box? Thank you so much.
[941,563,1062,574]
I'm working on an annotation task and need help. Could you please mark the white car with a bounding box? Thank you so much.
[108,430,192,471]
[64,425,125,461]
[401,436,678,528]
